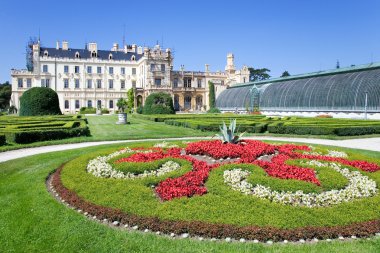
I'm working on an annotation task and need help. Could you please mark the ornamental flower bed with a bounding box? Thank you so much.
[87,140,380,202]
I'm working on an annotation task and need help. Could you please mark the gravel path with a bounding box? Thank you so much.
[1,136,380,163]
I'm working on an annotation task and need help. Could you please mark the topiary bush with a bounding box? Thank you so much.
[19,87,62,116]
[207,107,221,113]
[142,92,175,115]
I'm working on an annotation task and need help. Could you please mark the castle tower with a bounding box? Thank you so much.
[225,53,235,74]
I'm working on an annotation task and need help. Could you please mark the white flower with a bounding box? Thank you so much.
[154,141,179,148]
[86,148,181,179]
[223,161,377,208]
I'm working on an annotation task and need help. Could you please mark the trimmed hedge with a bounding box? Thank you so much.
[0,115,90,144]
[142,93,175,115]
[0,134,5,146]
[19,87,62,116]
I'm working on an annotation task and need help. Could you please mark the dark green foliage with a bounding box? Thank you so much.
[19,87,62,116]
[0,134,5,146]
[142,92,175,115]
[0,82,11,110]
[208,81,215,108]
[248,67,271,81]
[281,71,290,77]
[116,98,127,113]
[136,105,143,114]
[207,107,221,113]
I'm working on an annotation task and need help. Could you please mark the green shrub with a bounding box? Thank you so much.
[80,107,96,114]
[142,92,175,115]
[207,107,221,113]
[0,134,5,146]
[208,81,215,108]
[101,108,109,114]
[136,105,143,114]
[19,87,62,116]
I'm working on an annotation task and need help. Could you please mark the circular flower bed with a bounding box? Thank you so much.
[51,140,380,242]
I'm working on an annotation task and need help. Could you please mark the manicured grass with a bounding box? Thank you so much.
[0,141,379,252]
[0,115,210,152]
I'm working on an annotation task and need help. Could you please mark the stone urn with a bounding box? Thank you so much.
[117,113,127,124]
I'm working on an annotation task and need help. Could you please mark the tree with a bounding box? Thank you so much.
[0,82,11,110]
[143,92,175,115]
[126,88,134,113]
[281,71,290,77]
[19,87,62,116]
[208,81,215,108]
[248,67,271,82]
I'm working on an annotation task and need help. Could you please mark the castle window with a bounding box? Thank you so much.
[17,78,23,88]
[109,54,113,60]
[161,64,165,71]
[27,78,32,88]
[121,80,125,89]
[109,67,114,74]
[43,50,49,57]
[74,66,80,73]
[131,55,136,61]
[64,65,69,73]
[75,100,80,109]
[150,64,155,71]
[184,78,191,88]
[132,68,136,75]
[109,79,114,89]
[75,52,80,58]
[97,79,102,88]
[87,79,92,89]
[91,51,97,58]
[64,100,69,109]
[121,67,125,75]
[109,100,114,109]
[75,79,80,88]
[42,65,48,73]
[154,78,161,86]
[197,79,202,88]
[87,66,92,74]
[87,100,92,108]
[64,79,69,89]
[132,80,136,88]
[97,66,102,74]
[173,78,178,88]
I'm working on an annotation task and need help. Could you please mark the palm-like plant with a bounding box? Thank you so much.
[215,119,245,144]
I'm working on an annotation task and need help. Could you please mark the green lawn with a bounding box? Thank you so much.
[0,141,379,252]
[0,115,210,152]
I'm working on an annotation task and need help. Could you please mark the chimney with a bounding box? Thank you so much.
[62,41,68,50]
[88,42,97,52]
[132,44,136,52]
[137,46,143,54]
[111,43,119,51]
[56,41,60,50]
[205,64,210,73]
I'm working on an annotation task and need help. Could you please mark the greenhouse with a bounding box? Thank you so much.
[216,62,380,114]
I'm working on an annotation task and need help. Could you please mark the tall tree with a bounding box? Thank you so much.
[208,81,215,108]
[248,67,271,82]
[126,88,135,112]
[281,71,290,77]
[0,82,11,110]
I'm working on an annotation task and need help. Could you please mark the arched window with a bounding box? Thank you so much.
[75,52,80,58]
[91,51,97,58]
[43,50,49,57]
[196,96,203,110]
[131,55,136,61]
[174,95,180,111]
[109,54,113,60]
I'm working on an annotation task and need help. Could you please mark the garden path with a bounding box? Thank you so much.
[1,136,380,163]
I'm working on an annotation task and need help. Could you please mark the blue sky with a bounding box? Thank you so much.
[0,0,379,83]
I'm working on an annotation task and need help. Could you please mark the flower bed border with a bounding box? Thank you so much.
[51,164,380,242]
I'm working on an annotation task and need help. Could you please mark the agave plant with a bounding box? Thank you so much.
[215,119,245,144]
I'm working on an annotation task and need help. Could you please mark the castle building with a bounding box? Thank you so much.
[11,40,249,114]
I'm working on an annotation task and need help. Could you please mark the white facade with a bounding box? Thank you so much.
[11,41,249,114]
